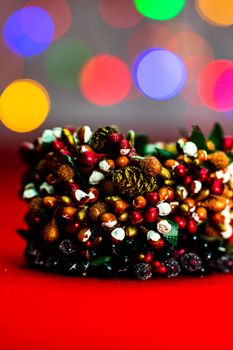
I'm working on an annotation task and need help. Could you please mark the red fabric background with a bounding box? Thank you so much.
[1,148,233,350]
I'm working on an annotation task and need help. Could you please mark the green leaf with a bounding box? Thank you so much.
[227,151,233,163]
[153,147,176,160]
[190,125,208,151]
[208,123,224,150]
[91,256,112,267]
[164,220,179,247]
[134,134,149,155]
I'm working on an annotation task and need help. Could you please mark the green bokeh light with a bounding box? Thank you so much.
[134,0,186,20]
[44,38,92,89]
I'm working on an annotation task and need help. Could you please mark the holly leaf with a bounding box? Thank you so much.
[91,256,112,266]
[190,125,208,151]
[164,220,179,247]
[134,134,149,155]
[208,123,224,150]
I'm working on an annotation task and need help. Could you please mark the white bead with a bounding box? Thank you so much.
[192,212,201,223]
[23,188,38,199]
[120,148,130,155]
[75,189,89,201]
[220,225,233,239]
[111,227,125,241]
[89,171,105,185]
[147,230,161,242]
[52,127,62,139]
[157,220,172,234]
[99,160,111,172]
[83,126,92,143]
[40,182,55,194]
[215,170,231,183]
[183,141,198,157]
[82,228,92,242]
[157,202,171,216]
[42,129,55,143]
[192,180,202,194]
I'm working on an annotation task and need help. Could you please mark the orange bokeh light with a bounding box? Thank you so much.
[196,0,233,26]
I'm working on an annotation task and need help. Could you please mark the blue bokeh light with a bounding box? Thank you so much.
[3,7,54,57]
[133,48,186,100]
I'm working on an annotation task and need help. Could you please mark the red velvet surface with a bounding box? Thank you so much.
[1,149,233,350]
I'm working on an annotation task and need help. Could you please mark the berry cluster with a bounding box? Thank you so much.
[18,124,233,279]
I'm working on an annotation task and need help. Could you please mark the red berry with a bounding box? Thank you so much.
[222,135,233,151]
[144,253,153,263]
[174,164,187,178]
[78,151,99,167]
[85,241,92,248]
[173,216,187,229]
[52,140,65,151]
[66,221,82,234]
[158,266,167,274]
[152,260,161,269]
[210,179,224,195]
[199,168,210,182]
[183,175,193,187]
[144,207,159,223]
[152,239,165,249]
[107,133,122,146]
[145,192,159,205]
[130,210,143,225]
[187,219,197,234]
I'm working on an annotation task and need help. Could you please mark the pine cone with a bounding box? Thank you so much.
[112,166,157,196]
[91,126,118,152]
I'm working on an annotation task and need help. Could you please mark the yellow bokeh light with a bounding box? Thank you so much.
[0,79,50,132]
[196,0,233,26]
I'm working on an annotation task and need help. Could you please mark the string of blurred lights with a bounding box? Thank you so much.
[0,0,232,133]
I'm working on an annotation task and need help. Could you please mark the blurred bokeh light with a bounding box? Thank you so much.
[133,48,186,100]
[134,0,186,20]
[214,67,233,111]
[196,0,233,27]
[0,0,232,138]
[25,0,72,40]
[129,23,173,62]
[198,60,233,111]
[0,79,50,132]
[99,0,143,29]
[3,6,54,57]
[44,38,92,89]
[80,54,131,106]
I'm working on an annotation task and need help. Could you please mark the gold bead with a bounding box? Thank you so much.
[118,212,129,222]
[138,254,145,261]
[126,226,138,237]
[77,208,87,221]
[61,206,77,220]
[201,195,227,212]
[93,236,103,247]
[196,189,210,201]
[43,196,57,209]
[61,196,73,206]
[180,203,189,215]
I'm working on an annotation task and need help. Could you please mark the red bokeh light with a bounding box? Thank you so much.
[99,0,143,28]
[80,54,131,106]
[198,59,233,111]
